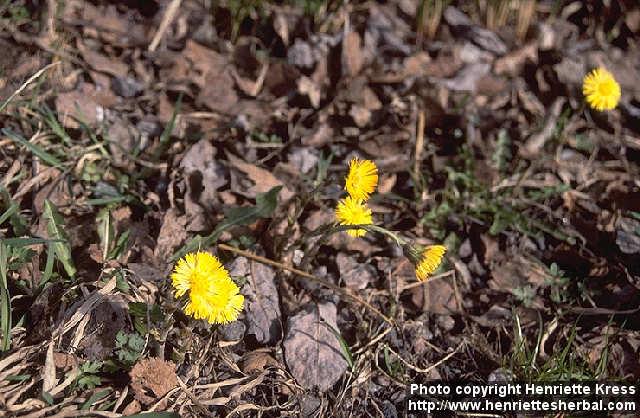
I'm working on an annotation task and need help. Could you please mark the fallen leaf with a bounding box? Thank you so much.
[154,208,188,260]
[410,275,460,315]
[342,31,364,77]
[180,140,227,231]
[616,217,640,254]
[227,152,293,200]
[297,76,321,108]
[242,349,279,374]
[494,42,538,76]
[444,6,507,55]
[78,43,128,77]
[336,253,376,289]
[130,358,178,405]
[77,294,130,360]
[283,302,348,391]
[235,257,282,344]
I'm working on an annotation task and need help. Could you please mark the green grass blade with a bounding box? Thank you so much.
[0,237,62,247]
[80,389,110,410]
[0,243,11,352]
[321,320,354,371]
[2,128,63,168]
[43,200,76,278]
[0,202,18,226]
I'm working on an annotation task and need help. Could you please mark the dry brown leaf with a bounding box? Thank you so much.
[242,350,279,374]
[231,257,282,344]
[226,152,293,200]
[342,31,364,77]
[154,208,188,260]
[78,43,128,78]
[130,358,178,406]
[283,302,348,392]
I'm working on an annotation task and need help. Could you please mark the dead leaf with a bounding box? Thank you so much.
[410,276,460,315]
[78,43,128,77]
[520,98,565,157]
[242,349,279,374]
[130,358,178,405]
[227,152,293,200]
[77,294,130,360]
[336,253,376,289]
[616,217,640,254]
[55,84,113,128]
[180,140,227,231]
[234,257,283,344]
[154,208,188,260]
[494,42,538,76]
[342,31,364,77]
[297,76,321,108]
[199,70,239,113]
[42,342,57,393]
[107,117,137,167]
[444,6,507,55]
[439,62,491,92]
[283,302,348,391]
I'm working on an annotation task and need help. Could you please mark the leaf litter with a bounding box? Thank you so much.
[0,0,639,416]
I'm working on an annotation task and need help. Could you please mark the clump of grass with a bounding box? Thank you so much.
[417,0,449,44]
[420,144,572,243]
[509,311,609,381]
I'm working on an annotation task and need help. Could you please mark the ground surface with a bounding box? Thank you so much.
[1,0,640,416]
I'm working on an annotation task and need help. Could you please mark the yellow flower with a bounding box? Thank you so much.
[413,245,447,281]
[345,158,378,201]
[335,196,372,237]
[171,251,244,324]
[583,67,620,111]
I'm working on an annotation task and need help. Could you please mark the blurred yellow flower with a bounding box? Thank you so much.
[171,251,244,324]
[414,245,446,281]
[583,67,620,111]
[335,196,372,237]
[345,158,378,201]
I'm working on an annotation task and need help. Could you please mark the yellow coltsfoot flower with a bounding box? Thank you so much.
[335,196,373,237]
[583,67,620,111]
[345,158,378,201]
[171,251,244,324]
[405,244,446,281]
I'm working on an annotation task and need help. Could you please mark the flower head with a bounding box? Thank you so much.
[405,244,446,281]
[335,196,373,237]
[171,251,244,324]
[345,158,378,201]
[583,67,620,111]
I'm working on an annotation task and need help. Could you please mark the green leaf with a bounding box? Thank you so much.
[0,237,62,247]
[42,200,76,278]
[108,230,130,260]
[2,129,63,168]
[42,390,54,405]
[171,185,282,261]
[77,374,101,390]
[81,389,110,410]
[129,302,163,335]
[0,187,28,235]
[96,208,114,261]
